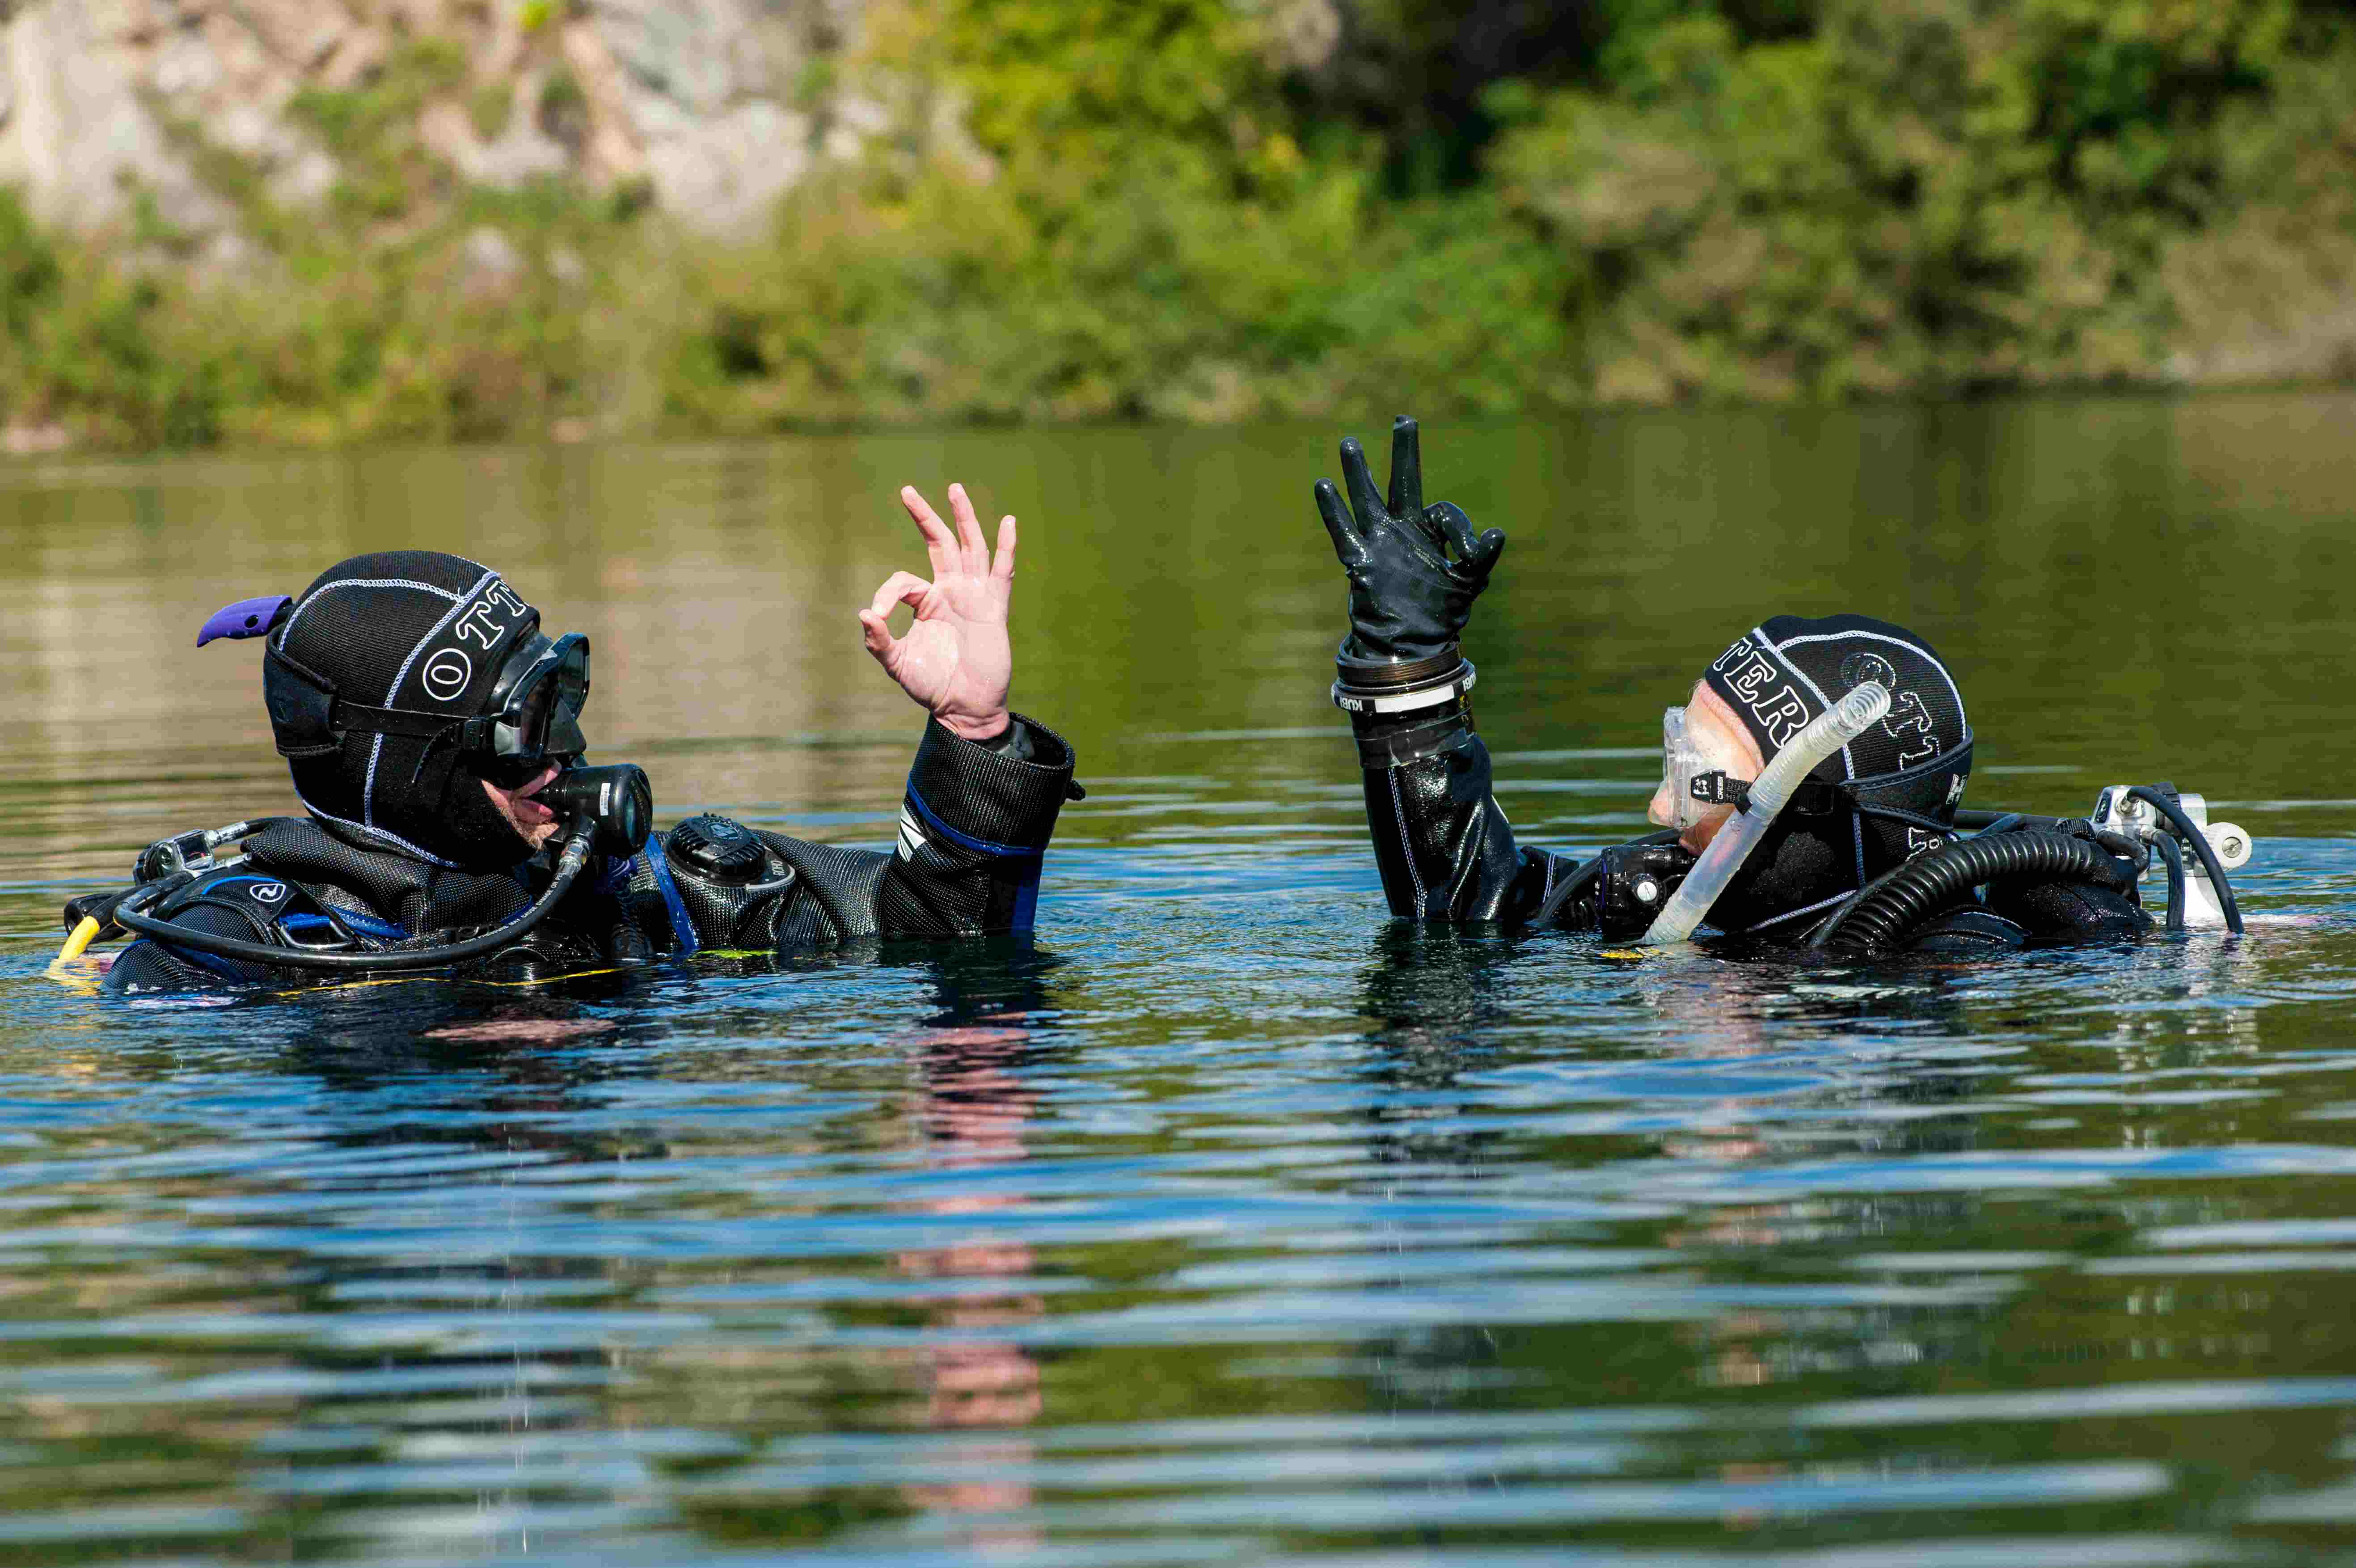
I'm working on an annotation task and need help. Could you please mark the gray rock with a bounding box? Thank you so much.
[0,0,229,232]
[462,224,524,293]
[420,97,571,189]
[0,0,889,238]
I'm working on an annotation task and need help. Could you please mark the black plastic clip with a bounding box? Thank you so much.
[1691,772,1841,816]
[1689,772,1747,807]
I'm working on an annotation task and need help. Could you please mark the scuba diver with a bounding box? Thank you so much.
[1313,418,2249,954]
[63,483,1080,993]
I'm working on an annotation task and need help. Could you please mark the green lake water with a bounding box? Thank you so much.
[0,393,2353,1564]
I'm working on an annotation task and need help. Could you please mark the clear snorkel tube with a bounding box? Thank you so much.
[1638,681,1892,947]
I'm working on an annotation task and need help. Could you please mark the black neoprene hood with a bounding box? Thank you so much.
[262,550,553,870]
[1694,613,1975,934]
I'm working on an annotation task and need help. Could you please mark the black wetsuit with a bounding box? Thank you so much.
[103,716,1077,993]
[1349,700,2146,952]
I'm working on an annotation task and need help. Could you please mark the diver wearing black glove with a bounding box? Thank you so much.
[1314,418,2152,952]
[77,482,1081,994]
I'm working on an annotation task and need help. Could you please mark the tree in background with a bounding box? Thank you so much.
[0,0,2349,447]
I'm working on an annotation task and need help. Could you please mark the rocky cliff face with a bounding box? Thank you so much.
[0,0,874,237]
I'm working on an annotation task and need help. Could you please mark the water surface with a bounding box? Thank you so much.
[2,397,2355,1564]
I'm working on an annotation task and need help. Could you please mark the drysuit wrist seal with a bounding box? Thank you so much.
[1333,644,1475,718]
[1353,704,1472,768]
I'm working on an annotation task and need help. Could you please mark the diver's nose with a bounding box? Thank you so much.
[1647,778,1675,828]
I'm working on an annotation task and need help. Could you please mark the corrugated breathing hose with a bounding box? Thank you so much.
[1805,831,2137,955]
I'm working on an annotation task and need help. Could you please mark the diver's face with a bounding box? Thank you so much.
[481,764,565,850]
[1648,680,1765,854]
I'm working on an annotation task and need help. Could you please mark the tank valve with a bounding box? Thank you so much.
[2090,785,2254,930]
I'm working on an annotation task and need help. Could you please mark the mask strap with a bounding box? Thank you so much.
[407,722,471,786]
[1689,771,1841,816]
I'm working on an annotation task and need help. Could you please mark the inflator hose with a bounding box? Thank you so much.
[113,824,596,974]
[1804,830,2136,956]
[2146,829,2187,931]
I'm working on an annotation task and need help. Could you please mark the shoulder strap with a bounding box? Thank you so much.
[153,868,346,949]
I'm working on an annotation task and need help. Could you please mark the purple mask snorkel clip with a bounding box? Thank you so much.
[196,594,293,647]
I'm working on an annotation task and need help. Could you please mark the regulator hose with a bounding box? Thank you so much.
[1804,830,2137,956]
[2146,829,2187,931]
[113,822,596,974]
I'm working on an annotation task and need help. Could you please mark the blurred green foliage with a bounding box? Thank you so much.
[0,0,2348,447]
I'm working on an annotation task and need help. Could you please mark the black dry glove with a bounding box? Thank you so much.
[1315,416,1507,665]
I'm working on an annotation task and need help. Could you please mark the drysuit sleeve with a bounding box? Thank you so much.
[1349,702,1699,935]
[1352,700,1575,925]
[743,714,1078,949]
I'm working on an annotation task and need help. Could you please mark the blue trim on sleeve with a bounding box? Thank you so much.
[642,849,700,954]
[903,783,1044,860]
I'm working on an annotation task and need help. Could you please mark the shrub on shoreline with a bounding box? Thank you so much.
[0,0,2349,450]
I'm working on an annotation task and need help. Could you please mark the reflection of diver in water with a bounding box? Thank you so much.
[62,481,1080,994]
[1311,417,2250,955]
[209,984,680,1549]
[1351,924,1511,1169]
[220,942,1066,1550]
[1343,927,2002,1407]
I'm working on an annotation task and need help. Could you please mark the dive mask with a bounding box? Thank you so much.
[261,627,591,783]
[1661,703,1844,833]
[1661,706,1723,834]
[478,632,591,783]
[1660,705,1773,834]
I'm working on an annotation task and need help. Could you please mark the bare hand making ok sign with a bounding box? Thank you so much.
[860,482,1017,743]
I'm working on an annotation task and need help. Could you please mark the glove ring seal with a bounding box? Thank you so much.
[1332,659,1476,716]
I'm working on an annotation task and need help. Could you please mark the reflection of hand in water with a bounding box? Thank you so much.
[423,1018,618,1044]
[897,1026,1036,1163]
[887,954,1057,1537]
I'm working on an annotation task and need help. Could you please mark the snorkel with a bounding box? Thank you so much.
[1639,682,1892,946]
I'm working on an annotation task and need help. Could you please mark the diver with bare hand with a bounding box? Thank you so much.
[63,483,1081,992]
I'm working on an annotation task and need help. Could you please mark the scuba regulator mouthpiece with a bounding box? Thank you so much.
[537,765,652,858]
